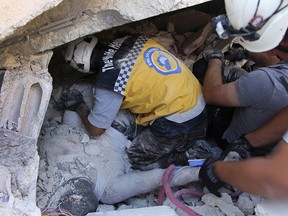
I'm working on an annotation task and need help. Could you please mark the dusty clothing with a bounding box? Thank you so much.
[223,62,288,142]
[37,123,201,207]
[87,35,206,169]
[127,118,207,170]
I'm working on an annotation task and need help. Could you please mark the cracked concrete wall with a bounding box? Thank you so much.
[0,0,63,41]
[0,0,210,70]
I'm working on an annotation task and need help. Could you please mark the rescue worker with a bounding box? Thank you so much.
[199,0,288,199]
[63,35,207,170]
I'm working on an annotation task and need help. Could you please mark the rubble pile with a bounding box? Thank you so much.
[36,9,261,216]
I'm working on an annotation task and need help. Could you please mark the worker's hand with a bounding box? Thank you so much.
[222,66,248,83]
[61,89,85,112]
[224,44,248,61]
[202,49,224,64]
[199,156,224,197]
[220,136,253,161]
[111,109,138,140]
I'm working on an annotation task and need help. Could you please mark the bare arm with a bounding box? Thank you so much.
[245,107,288,148]
[76,103,106,137]
[215,139,288,199]
[203,58,240,107]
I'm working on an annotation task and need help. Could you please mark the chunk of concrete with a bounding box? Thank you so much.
[0,129,41,216]
[87,206,178,216]
[255,199,288,216]
[0,69,52,139]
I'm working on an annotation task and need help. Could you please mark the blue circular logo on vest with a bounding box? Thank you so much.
[144,47,181,75]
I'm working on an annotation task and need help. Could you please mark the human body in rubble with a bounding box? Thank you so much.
[38,109,202,216]
[63,35,207,171]
[198,0,288,199]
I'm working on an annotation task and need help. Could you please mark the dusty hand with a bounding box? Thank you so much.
[224,45,248,61]
[202,49,224,63]
[199,156,224,197]
[61,89,85,111]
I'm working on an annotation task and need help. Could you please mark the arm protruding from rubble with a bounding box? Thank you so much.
[76,103,106,137]
[214,136,288,199]
[100,167,200,204]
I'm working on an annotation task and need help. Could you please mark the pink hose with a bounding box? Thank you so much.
[157,164,242,216]
[159,164,201,216]
[174,188,204,199]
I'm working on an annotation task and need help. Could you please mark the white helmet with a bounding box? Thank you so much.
[214,0,288,52]
[65,36,98,73]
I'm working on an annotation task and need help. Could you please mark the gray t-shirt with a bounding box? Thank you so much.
[223,62,288,142]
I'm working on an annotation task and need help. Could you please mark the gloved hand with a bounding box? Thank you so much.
[61,89,85,111]
[111,109,138,140]
[202,49,225,64]
[222,66,248,83]
[220,136,253,161]
[224,44,248,61]
[199,156,224,197]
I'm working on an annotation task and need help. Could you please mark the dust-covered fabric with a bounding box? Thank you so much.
[127,118,207,170]
[37,122,201,207]
[36,125,128,209]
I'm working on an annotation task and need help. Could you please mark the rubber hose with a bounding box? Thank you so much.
[162,164,201,216]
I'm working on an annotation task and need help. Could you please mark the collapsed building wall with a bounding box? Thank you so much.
[0,0,211,68]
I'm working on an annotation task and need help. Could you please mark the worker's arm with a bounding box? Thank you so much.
[202,53,240,107]
[202,49,281,108]
[76,103,106,137]
[245,106,288,148]
[200,129,288,199]
[199,106,288,197]
[215,136,288,199]
[61,89,106,137]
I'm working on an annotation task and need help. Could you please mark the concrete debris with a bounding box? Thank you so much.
[201,193,244,216]
[236,196,255,216]
[88,206,178,216]
[255,199,288,216]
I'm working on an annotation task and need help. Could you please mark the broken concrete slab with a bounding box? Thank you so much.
[0,69,52,139]
[0,0,63,41]
[0,165,15,209]
[0,129,41,216]
[0,0,211,56]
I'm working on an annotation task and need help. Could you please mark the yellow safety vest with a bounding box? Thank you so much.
[121,39,202,126]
